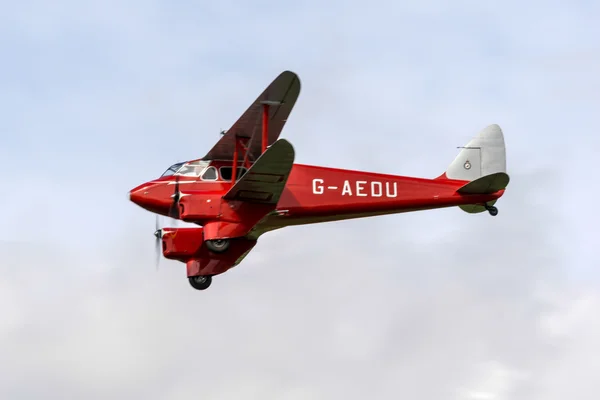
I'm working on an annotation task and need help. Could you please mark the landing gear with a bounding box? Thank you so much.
[188,275,212,290]
[485,204,498,216]
[205,239,230,253]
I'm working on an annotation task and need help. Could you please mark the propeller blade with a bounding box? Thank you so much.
[168,175,181,219]
[154,215,161,271]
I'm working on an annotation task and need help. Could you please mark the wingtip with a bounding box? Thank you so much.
[273,138,295,152]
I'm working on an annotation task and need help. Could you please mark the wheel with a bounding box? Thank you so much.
[205,239,230,253]
[487,206,498,216]
[188,275,212,290]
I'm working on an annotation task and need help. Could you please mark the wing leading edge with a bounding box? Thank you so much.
[203,70,301,162]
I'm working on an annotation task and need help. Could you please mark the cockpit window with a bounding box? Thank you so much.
[201,166,217,181]
[161,162,184,177]
[176,160,210,177]
[161,160,211,178]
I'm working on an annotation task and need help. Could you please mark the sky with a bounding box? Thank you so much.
[1,0,599,398]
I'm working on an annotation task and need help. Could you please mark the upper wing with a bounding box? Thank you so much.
[222,139,295,204]
[203,70,301,161]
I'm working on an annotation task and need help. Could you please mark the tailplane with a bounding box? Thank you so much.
[438,124,509,214]
[456,172,509,195]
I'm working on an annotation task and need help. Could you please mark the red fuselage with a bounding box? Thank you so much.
[129,160,504,278]
[130,161,503,235]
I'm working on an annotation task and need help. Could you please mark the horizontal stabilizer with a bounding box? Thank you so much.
[223,139,295,204]
[456,172,510,195]
[459,201,497,214]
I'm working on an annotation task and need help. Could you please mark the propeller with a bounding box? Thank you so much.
[155,175,183,270]
[154,215,162,270]
[168,175,181,219]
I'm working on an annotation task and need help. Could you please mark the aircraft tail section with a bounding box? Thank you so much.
[438,124,509,215]
[439,124,507,182]
[455,172,510,214]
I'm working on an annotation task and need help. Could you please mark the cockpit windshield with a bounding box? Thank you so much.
[160,160,211,178]
[161,162,185,177]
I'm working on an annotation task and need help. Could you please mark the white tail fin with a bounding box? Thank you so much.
[439,124,509,215]
[442,124,507,182]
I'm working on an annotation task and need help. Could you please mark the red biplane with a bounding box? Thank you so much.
[129,71,510,291]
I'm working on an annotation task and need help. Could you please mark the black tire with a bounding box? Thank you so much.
[205,239,230,253]
[188,275,212,290]
[488,206,498,216]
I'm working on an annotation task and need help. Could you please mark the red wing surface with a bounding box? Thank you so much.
[222,139,295,204]
[203,70,301,162]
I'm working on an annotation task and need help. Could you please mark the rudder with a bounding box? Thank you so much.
[440,124,507,182]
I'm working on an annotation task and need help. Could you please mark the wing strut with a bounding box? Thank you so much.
[262,103,268,154]
[260,100,282,154]
[229,135,252,187]
[230,100,281,188]
[223,138,295,204]
[231,138,239,185]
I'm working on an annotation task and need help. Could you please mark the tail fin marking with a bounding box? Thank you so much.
[444,124,507,182]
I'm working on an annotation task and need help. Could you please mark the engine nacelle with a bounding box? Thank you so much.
[177,194,221,223]
[161,227,204,261]
[186,239,257,277]
[160,227,258,276]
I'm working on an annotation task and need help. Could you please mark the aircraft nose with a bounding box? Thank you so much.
[128,182,171,216]
[129,183,151,206]
[129,188,140,203]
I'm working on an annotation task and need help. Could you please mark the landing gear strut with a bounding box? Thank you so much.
[485,204,498,216]
[189,275,212,290]
[205,239,230,253]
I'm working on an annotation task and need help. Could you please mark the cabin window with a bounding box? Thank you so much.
[219,166,247,181]
[201,166,218,181]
